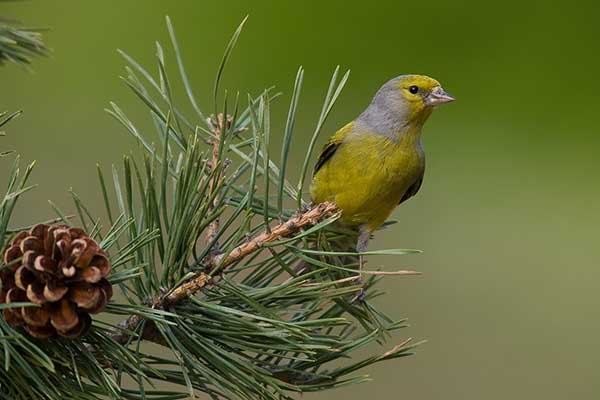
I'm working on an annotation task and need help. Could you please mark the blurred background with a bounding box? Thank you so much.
[2,0,599,398]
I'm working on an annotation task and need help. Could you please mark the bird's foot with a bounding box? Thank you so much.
[349,255,365,303]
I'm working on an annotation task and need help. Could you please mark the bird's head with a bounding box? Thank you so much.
[359,74,454,134]
[396,75,455,109]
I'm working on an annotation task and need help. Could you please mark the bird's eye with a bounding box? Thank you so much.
[409,85,419,94]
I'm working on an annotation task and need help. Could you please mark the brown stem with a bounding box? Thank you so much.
[167,201,338,304]
[205,113,227,253]
[111,201,339,344]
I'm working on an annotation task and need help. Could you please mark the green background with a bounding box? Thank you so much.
[2,0,599,398]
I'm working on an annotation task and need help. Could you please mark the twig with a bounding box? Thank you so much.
[111,201,339,344]
[204,113,228,254]
[166,201,339,304]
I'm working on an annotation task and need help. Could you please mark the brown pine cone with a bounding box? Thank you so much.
[0,224,113,339]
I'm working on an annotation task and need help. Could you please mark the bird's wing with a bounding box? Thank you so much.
[399,174,423,204]
[313,122,354,176]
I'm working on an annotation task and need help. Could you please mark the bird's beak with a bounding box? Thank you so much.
[426,86,455,107]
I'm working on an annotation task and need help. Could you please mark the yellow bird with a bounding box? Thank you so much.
[310,74,454,261]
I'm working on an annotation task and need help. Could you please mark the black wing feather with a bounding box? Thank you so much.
[313,141,341,176]
[399,175,423,205]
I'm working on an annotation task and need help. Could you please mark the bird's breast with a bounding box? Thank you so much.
[311,133,424,228]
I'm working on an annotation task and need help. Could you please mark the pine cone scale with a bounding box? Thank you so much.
[43,279,68,302]
[70,283,101,310]
[3,245,22,264]
[21,303,50,327]
[26,281,47,304]
[50,298,79,331]
[14,265,34,290]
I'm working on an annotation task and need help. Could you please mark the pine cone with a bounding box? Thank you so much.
[0,224,113,339]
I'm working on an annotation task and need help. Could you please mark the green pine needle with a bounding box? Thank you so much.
[0,24,49,67]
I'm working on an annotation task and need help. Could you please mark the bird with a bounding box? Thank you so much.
[310,74,454,270]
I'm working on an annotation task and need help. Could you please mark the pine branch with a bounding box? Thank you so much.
[111,201,339,345]
[0,16,424,400]
[211,202,338,271]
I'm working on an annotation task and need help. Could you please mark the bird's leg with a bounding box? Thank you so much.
[356,225,370,279]
[349,226,370,304]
